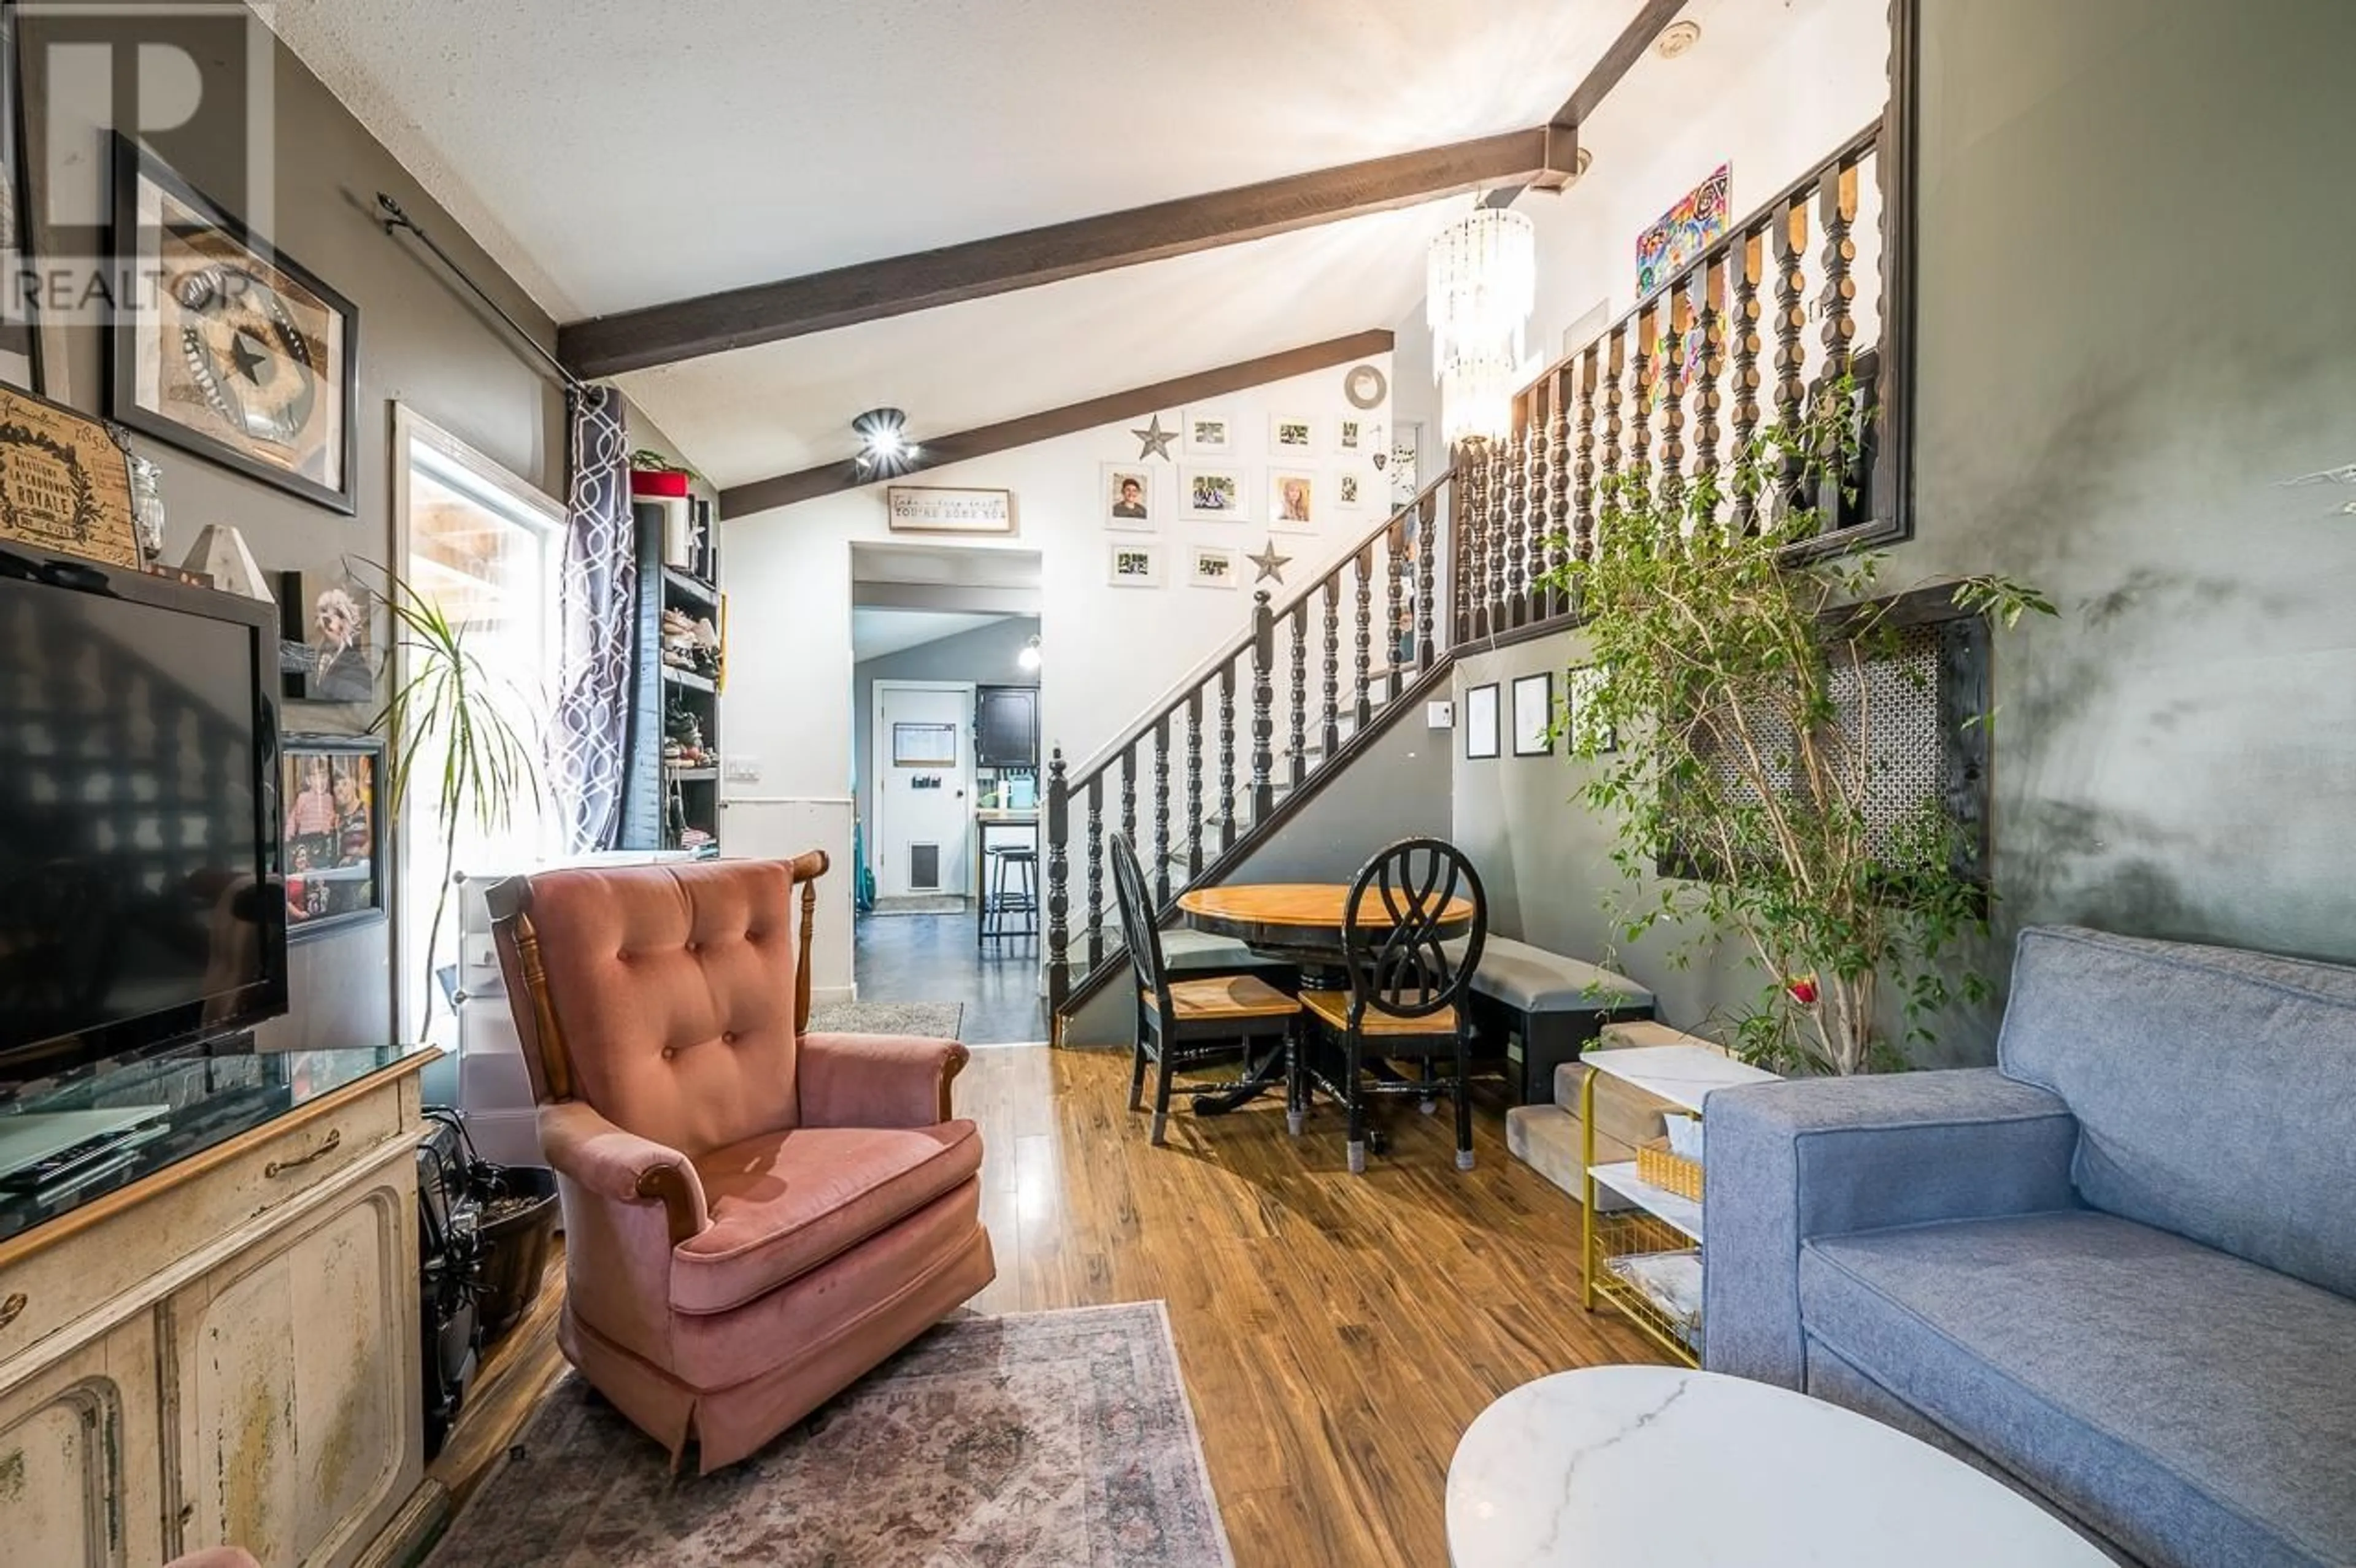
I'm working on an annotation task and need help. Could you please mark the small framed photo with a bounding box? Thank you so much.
[277,567,382,704]
[1567,665,1619,754]
[1101,462,1160,531]
[280,734,387,941]
[1512,672,1555,756]
[1183,408,1236,455]
[1108,539,1165,588]
[1269,469,1318,534]
[1269,413,1319,456]
[1334,467,1370,513]
[1180,464,1249,522]
[1334,415,1379,458]
[1187,545,1239,589]
[1464,683,1501,760]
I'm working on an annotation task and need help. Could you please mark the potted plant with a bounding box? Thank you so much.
[1536,381,2054,1074]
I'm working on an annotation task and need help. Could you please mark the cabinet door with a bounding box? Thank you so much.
[166,1156,423,1568]
[0,1313,164,1568]
[977,686,1039,767]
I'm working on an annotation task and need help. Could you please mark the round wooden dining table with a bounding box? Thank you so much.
[1174,882,1477,1115]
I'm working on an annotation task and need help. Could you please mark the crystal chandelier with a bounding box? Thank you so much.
[1427,204,1536,445]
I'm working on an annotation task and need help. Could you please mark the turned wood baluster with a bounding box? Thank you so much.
[1288,601,1309,787]
[1575,345,1600,562]
[1486,437,1509,634]
[1692,261,1725,502]
[1504,417,1527,628]
[1660,284,1691,508]
[1773,194,1811,515]
[1045,749,1069,1010]
[1151,714,1172,907]
[1601,326,1627,528]
[1522,394,1546,622]
[1217,663,1236,853]
[1415,491,1438,669]
[1184,688,1203,880]
[1120,744,1138,869]
[1321,572,1341,756]
[1085,774,1104,969]
[1629,300,1657,503]
[1384,516,1406,699]
[1249,590,1274,821]
[1547,369,1571,617]
[1731,228,1765,532]
[1353,542,1374,726]
[1450,451,1476,644]
[1816,158,1862,529]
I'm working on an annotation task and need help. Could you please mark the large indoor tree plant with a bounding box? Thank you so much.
[1538,380,2054,1074]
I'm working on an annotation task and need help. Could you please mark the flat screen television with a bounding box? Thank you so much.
[0,547,287,1086]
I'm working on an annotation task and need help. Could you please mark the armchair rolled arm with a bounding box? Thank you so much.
[798,1032,970,1129]
[537,1099,710,1245]
[1701,1068,2078,1389]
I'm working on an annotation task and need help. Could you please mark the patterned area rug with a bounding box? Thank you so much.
[807,999,964,1040]
[428,1303,1233,1568]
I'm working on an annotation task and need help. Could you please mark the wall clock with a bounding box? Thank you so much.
[1343,363,1388,410]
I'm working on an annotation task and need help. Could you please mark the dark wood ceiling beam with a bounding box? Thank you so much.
[1485,0,1690,210]
[563,133,1573,378]
[720,328,1393,518]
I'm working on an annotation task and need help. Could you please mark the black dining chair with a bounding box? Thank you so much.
[1109,835,1301,1146]
[1300,837,1488,1174]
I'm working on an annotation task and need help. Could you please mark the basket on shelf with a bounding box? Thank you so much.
[1636,1136,1705,1202]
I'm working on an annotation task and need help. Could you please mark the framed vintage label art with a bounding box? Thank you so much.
[0,383,141,567]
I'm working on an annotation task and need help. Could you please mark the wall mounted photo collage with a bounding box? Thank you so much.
[1102,377,1387,593]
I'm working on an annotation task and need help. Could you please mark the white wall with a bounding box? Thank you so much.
[723,356,1395,994]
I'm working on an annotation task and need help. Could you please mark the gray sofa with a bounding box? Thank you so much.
[1704,925,2356,1568]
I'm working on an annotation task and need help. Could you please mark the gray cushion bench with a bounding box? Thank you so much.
[1444,936,1655,1104]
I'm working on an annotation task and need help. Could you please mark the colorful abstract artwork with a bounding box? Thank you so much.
[1636,163,1731,298]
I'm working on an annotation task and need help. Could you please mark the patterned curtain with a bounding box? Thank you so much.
[552,384,636,851]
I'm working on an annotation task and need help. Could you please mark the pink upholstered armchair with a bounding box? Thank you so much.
[487,853,995,1472]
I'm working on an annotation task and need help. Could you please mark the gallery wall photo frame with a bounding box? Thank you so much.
[1269,413,1319,457]
[1187,544,1239,590]
[1511,672,1555,757]
[1107,538,1164,588]
[1464,682,1501,760]
[280,732,387,942]
[1179,464,1249,523]
[1099,461,1162,532]
[277,567,383,704]
[1268,468,1319,534]
[109,135,360,515]
[1182,408,1235,456]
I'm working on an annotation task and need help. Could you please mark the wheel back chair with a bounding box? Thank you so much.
[1303,837,1488,1173]
[1109,834,1302,1145]
[488,853,995,1472]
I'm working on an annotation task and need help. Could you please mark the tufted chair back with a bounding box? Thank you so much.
[488,854,826,1160]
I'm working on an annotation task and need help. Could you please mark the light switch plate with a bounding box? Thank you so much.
[1426,700,1454,729]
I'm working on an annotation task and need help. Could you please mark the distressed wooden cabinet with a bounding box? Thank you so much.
[0,1050,439,1568]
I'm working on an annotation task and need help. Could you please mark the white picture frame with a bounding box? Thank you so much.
[1333,415,1379,459]
[1107,539,1165,588]
[1334,467,1371,513]
[1187,545,1240,590]
[1183,408,1236,455]
[1269,468,1319,534]
[1180,464,1250,522]
[1099,461,1161,531]
[1269,413,1319,457]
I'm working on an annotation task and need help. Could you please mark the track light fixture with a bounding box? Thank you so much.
[852,407,918,476]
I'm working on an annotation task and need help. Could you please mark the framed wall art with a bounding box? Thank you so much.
[1334,468,1370,513]
[0,383,141,566]
[1100,461,1160,531]
[1511,671,1554,756]
[280,734,386,941]
[1464,683,1501,760]
[277,567,382,704]
[110,136,359,514]
[1107,539,1165,588]
[1269,413,1318,456]
[885,485,1017,535]
[1269,469,1318,534]
[1333,415,1378,459]
[1187,545,1239,589]
[1182,408,1235,456]
[1636,162,1731,298]
[1567,664,1620,754]
[1179,464,1248,523]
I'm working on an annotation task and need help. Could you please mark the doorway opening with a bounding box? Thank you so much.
[850,543,1045,1044]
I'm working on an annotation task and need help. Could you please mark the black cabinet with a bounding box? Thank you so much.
[976,685,1039,768]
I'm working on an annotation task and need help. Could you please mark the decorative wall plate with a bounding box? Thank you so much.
[1343,363,1389,410]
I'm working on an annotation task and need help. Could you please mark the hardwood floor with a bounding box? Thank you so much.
[429,1045,1664,1564]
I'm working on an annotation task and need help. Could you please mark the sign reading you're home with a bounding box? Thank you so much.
[886,486,1017,536]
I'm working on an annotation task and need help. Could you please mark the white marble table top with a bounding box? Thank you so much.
[1580,1043,1778,1113]
[1447,1367,2111,1567]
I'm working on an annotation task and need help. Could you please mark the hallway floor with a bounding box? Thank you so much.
[854,904,1050,1045]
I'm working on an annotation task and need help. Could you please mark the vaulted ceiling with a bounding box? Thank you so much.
[263,1,1655,489]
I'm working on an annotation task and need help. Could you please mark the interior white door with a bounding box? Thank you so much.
[873,683,973,899]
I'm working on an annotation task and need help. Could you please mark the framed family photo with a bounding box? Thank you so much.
[1269,413,1318,456]
[1101,462,1161,531]
[1333,415,1378,459]
[1180,465,1249,523]
[280,734,386,940]
[110,136,359,514]
[1269,469,1317,534]
[277,568,382,703]
[1107,539,1164,588]
[1183,408,1235,456]
[1187,545,1239,590]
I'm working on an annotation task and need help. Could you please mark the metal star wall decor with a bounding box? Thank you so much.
[1247,540,1292,583]
[1131,414,1177,460]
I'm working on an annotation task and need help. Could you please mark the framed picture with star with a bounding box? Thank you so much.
[108,135,360,515]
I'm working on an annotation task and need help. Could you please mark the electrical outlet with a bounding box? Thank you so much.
[724,756,762,783]
[1426,700,1454,730]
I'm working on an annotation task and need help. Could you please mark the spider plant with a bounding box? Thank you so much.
[365,565,543,1023]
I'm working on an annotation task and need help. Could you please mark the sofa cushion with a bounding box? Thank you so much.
[673,1120,982,1314]
[1999,924,2356,1299]
[1444,935,1653,1013]
[1800,1209,2356,1568]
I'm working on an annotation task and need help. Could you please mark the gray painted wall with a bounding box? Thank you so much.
[853,616,1042,837]
[1448,0,2356,1062]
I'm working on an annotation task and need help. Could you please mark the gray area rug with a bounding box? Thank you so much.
[428,1302,1234,1568]
[807,999,964,1040]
